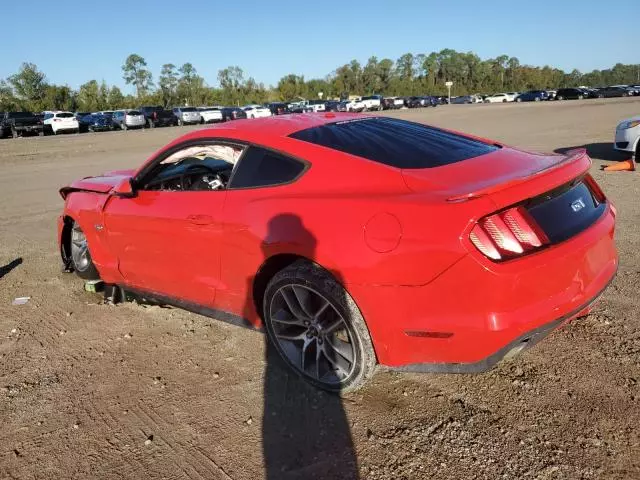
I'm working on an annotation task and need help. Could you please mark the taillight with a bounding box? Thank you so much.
[470,206,549,261]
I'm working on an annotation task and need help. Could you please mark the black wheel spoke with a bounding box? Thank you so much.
[271,308,305,326]
[321,343,350,379]
[281,287,308,321]
[275,329,306,341]
[326,336,354,364]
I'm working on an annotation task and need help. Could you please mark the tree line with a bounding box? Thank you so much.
[1,50,638,112]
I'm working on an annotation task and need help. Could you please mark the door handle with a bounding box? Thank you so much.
[187,214,213,225]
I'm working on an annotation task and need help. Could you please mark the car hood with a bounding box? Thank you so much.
[59,169,135,199]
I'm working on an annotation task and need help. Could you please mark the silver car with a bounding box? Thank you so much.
[172,107,201,126]
[112,110,145,130]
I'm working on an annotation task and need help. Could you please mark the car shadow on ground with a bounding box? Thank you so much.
[245,214,359,480]
[0,257,22,280]
[554,143,631,162]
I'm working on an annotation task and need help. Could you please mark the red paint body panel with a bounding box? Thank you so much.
[58,113,618,368]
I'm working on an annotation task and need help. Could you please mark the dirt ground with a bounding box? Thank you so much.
[1,98,639,480]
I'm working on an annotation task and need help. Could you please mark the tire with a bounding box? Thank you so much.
[578,95,584,100]
[516,98,522,102]
[178,118,184,126]
[70,221,100,280]
[263,260,376,393]
[38,130,44,137]
[502,99,507,103]
[534,97,540,102]
[557,96,564,101]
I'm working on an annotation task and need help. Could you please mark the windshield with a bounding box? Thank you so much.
[127,110,141,115]
[181,107,197,112]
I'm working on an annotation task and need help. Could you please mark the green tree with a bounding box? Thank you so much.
[277,74,307,101]
[0,80,19,110]
[107,86,125,109]
[77,80,100,111]
[122,54,153,97]
[218,66,245,105]
[159,63,179,107]
[8,62,47,110]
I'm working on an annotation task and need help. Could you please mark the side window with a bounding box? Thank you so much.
[230,147,306,189]
[44,113,53,120]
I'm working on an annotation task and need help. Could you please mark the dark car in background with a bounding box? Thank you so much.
[515,90,549,102]
[595,86,632,98]
[555,88,588,100]
[139,106,178,128]
[324,100,342,112]
[267,102,290,115]
[78,113,114,133]
[221,107,248,121]
[0,111,44,138]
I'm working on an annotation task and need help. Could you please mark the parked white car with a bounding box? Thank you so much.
[304,100,325,112]
[345,98,366,112]
[243,105,272,119]
[360,95,383,111]
[198,107,223,124]
[43,111,79,135]
[614,115,640,156]
[483,93,513,103]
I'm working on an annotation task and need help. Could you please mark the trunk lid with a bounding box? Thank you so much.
[401,147,592,208]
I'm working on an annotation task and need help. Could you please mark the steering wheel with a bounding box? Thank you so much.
[180,163,224,191]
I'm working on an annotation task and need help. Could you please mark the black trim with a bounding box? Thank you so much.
[387,271,616,374]
[115,285,262,332]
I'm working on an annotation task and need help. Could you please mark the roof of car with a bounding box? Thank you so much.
[195,112,366,138]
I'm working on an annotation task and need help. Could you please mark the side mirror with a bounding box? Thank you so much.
[113,178,136,198]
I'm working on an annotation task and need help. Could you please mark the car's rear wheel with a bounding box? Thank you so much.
[557,95,564,101]
[578,95,584,100]
[263,261,376,393]
[70,222,100,280]
[516,97,522,102]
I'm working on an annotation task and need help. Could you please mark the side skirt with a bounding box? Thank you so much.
[107,284,262,332]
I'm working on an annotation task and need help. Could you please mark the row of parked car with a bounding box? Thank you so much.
[451,85,640,104]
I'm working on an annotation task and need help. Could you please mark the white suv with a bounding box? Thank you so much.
[614,116,640,156]
[44,111,79,135]
[360,95,383,111]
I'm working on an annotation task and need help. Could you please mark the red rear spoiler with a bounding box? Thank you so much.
[446,148,590,203]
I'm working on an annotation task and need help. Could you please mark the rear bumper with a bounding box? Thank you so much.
[614,128,638,153]
[349,205,618,368]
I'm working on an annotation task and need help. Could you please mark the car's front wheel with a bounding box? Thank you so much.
[70,222,100,280]
[263,261,376,393]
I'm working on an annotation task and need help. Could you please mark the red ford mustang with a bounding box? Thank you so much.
[58,113,618,391]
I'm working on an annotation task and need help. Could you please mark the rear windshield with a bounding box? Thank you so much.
[56,112,74,118]
[289,117,498,169]
[127,110,141,115]
[181,107,197,112]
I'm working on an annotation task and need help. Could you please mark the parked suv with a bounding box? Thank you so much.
[43,111,79,135]
[112,110,145,130]
[595,86,632,98]
[139,106,177,128]
[198,107,223,124]
[221,107,248,121]
[515,90,549,102]
[0,111,44,138]
[267,102,290,115]
[360,94,383,111]
[555,88,588,100]
[172,107,201,126]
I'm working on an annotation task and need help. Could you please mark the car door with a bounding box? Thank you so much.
[215,146,309,322]
[103,141,240,306]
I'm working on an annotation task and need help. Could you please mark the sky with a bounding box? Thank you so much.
[1,0,638,94]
